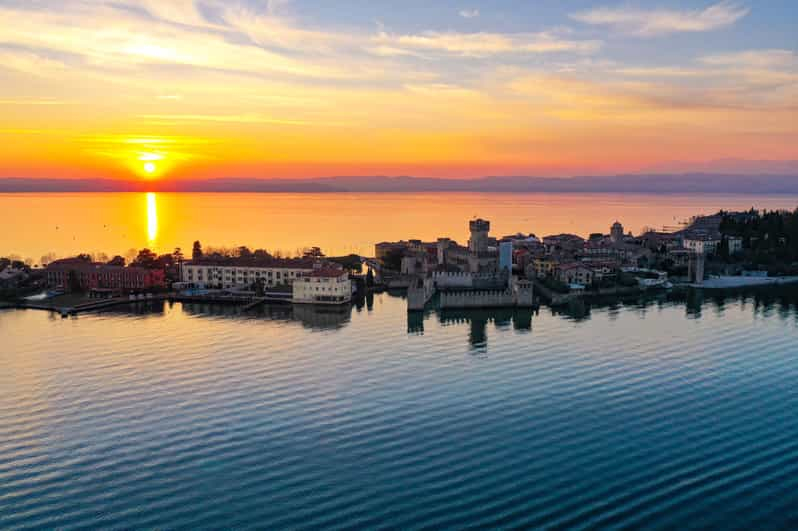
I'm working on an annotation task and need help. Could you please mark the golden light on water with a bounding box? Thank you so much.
[146,192,158,244]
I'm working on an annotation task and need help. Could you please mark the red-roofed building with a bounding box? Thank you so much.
[46,258,166,292]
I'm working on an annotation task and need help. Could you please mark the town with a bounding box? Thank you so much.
[3,208,798,315]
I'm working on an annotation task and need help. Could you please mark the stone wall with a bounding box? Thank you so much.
[440,290,517,309]
[407,276,435,311]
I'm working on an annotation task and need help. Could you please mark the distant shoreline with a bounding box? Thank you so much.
[2,174,798,195]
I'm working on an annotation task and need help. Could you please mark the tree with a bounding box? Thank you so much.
[238,246,252,258]
[192,240,203,260]
[718,237,730,261]
[156,253,175,268]
[130,248,159,269]
[107,255,126,267]
[253,249,271,260]
[329,254,362,273]
[173,247,184,263]
[76,253,92,262]
[302,247,325,259]
[254,278,265,297]
[366,268,374,287]
[40,252,57,267]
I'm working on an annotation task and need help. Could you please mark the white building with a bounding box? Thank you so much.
[181,258,316,289]
[292,268,352,304]
[683,235,721,256]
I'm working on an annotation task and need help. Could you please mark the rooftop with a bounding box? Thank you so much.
[307,268,348,278]
[186,257,317,269]
[47,258,158,274]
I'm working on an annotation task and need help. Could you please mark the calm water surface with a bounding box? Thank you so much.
[3,290,798,529]
[2,192,797,261]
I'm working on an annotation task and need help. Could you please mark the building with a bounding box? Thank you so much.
[46,258,165,292]
[0,267,28,289]
[292,267,351,305]
[375,241,410,261]
[531,258,560,278]
[727,236,744,255]
[468,218,490,254]
[383,218,502,277]
[557,263,595,286]
[542,234,585,255]
[181,257,317,289]
[401,254,429,275]
[610,221,624,243]
[583,240,651,266]
[683,234,721,256]
[499,241,513,272]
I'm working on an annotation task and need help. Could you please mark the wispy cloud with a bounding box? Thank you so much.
[570,1,749,36]
[138,113,311,125]
[700,49,797,68]
[0,98,72,105]
[459,9,479,19]
[373,30,601,57]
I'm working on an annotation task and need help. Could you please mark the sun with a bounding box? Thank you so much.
[143,162,156,174]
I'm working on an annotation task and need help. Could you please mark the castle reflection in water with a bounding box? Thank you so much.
[101,285,798,352]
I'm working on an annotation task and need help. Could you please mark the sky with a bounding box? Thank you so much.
[0,0,796,180]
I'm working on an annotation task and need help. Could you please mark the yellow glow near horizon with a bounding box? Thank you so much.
[131,150,167,179]
[146,192,158,243]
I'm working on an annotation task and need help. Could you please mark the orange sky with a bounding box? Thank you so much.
[0,1,796,180]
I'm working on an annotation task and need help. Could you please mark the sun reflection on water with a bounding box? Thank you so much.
[146,192,158,244]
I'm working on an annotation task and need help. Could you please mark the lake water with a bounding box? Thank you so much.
[4,192,798,528]
[2,192,797,262]
[3,288,798,529]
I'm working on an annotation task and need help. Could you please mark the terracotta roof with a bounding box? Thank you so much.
[46,259,158,275]
[186,257,316,269]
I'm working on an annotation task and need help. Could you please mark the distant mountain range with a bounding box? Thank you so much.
[2,174,798,194]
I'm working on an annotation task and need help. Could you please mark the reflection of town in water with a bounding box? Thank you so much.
[98,285,798,351]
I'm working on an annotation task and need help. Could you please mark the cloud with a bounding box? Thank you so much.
[0,2,372,82]
[373,30,601,57]
[699,49,797,68]
[0,98,72,105]
[138,113,311,125]
[459,9,479,19]
[570,1,749,36]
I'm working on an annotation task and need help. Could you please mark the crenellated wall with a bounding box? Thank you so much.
[440,290,516,308]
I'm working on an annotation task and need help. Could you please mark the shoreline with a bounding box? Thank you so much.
[689,276,798,289]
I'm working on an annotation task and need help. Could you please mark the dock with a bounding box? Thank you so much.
[12,291,295,316]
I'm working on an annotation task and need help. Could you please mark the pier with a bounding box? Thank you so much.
[13,291,295,316]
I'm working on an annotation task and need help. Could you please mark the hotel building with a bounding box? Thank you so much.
[181,258,317,289]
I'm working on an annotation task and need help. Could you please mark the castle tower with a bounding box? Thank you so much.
[469,219,490,254]
[610,221,624,244]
